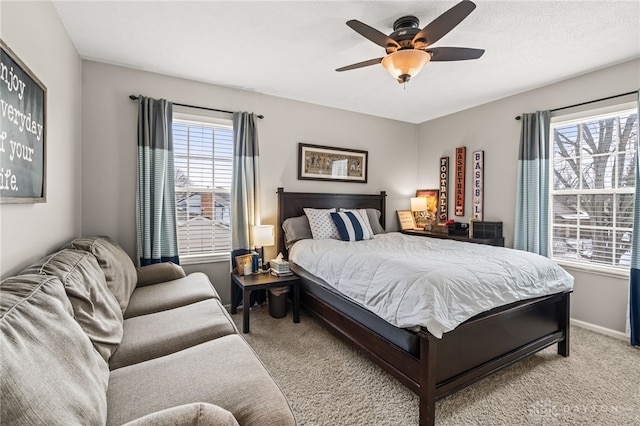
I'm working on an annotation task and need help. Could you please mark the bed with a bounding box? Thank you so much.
[276,188,572,426]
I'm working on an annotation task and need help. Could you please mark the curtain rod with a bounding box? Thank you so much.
[128,95,264,119]
[514,90,638,120]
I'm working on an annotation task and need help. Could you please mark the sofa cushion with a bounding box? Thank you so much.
[122,403,239,426]
[124,272,218,319]
[136,262,186,287]
[21,249,124,362]
[1,274,109,425]
[109,299,238,370]
[107,335,296,426]
[68,236,138,314]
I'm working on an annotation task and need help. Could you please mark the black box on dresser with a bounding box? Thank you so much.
[471,221,503,239]
[447,222,469,236]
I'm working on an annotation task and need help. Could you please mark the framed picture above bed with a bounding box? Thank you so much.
[298,143,368,183]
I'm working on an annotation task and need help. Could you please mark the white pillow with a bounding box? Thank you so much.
[339,208,375,237]
[303,208,340,240]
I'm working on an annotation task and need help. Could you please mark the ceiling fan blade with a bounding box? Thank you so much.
[412,0,476,47]
[347,20,400,49]
[428,47,484,61]
[336,57,384,72]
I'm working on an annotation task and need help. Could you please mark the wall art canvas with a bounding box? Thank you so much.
[1,41,47,203]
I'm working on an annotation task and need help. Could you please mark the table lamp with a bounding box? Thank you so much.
[253,225,275,271]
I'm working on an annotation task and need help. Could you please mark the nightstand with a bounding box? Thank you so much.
[230,272,300,333]
[401,229,505,247]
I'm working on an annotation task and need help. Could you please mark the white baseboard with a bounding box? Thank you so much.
[570,318,628,341]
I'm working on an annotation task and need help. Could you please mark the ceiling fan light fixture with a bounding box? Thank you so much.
[381,49,431,84]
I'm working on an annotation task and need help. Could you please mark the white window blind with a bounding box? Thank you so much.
[173,115,233,262]
[550,105,637,273]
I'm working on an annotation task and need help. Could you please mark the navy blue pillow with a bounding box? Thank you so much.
[330,212,372,241]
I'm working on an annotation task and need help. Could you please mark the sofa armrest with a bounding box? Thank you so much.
[122,403,239,426]
[136,262,186,287]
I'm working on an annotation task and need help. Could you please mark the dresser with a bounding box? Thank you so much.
[401,229,505,247]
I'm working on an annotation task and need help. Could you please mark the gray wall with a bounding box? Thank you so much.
[416,59,640,333]
[80,61,418,302]
[0,1,82,278]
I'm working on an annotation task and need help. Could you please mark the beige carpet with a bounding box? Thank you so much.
[231,305,639,425]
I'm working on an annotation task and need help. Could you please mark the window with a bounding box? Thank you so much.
[173,112,233,263]
[550,103,637,273]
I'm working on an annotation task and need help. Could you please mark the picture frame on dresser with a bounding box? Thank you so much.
[397,210,417,230]
[235,254,253,276]
[414,189,439,226]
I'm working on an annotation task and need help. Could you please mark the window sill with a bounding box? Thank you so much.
[554,259,630,279]
[180,253,230,266]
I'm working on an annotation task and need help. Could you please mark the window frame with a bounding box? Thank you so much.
[548,100,637,277]
[173,109,233,265]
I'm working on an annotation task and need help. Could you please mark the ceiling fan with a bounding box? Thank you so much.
[337,0,484,84]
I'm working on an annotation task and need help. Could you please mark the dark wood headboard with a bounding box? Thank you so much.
[276,187,387,257]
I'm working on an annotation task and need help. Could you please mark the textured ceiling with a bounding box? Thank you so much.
[52,1,640,124]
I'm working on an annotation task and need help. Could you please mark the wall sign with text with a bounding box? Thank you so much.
[472,150,484,220]
[454,147,465,216]
[438,156,448,223]
[1,40,47,203]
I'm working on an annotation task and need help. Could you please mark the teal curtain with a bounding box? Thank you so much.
[514,110,551,256]
[630,90,640,346]
[231,112,261,252]
[136,96,179,266]
[231,112,264,306]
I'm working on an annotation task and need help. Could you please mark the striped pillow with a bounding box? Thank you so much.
[339,208,375,236]
[330,212,373,241]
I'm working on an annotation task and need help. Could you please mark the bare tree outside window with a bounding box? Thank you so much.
[551,109,637,270]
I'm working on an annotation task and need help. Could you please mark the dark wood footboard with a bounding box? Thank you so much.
[302,288,571,426]
[422,291,570,425]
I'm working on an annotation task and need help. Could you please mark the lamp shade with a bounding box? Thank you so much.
[253,225,274,248]
[411,197,428,212]
[381,50,431,84]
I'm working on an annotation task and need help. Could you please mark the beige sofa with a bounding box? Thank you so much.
[0,236,295,425]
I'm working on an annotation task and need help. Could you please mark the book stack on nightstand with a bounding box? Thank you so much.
[270,258,292,276]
